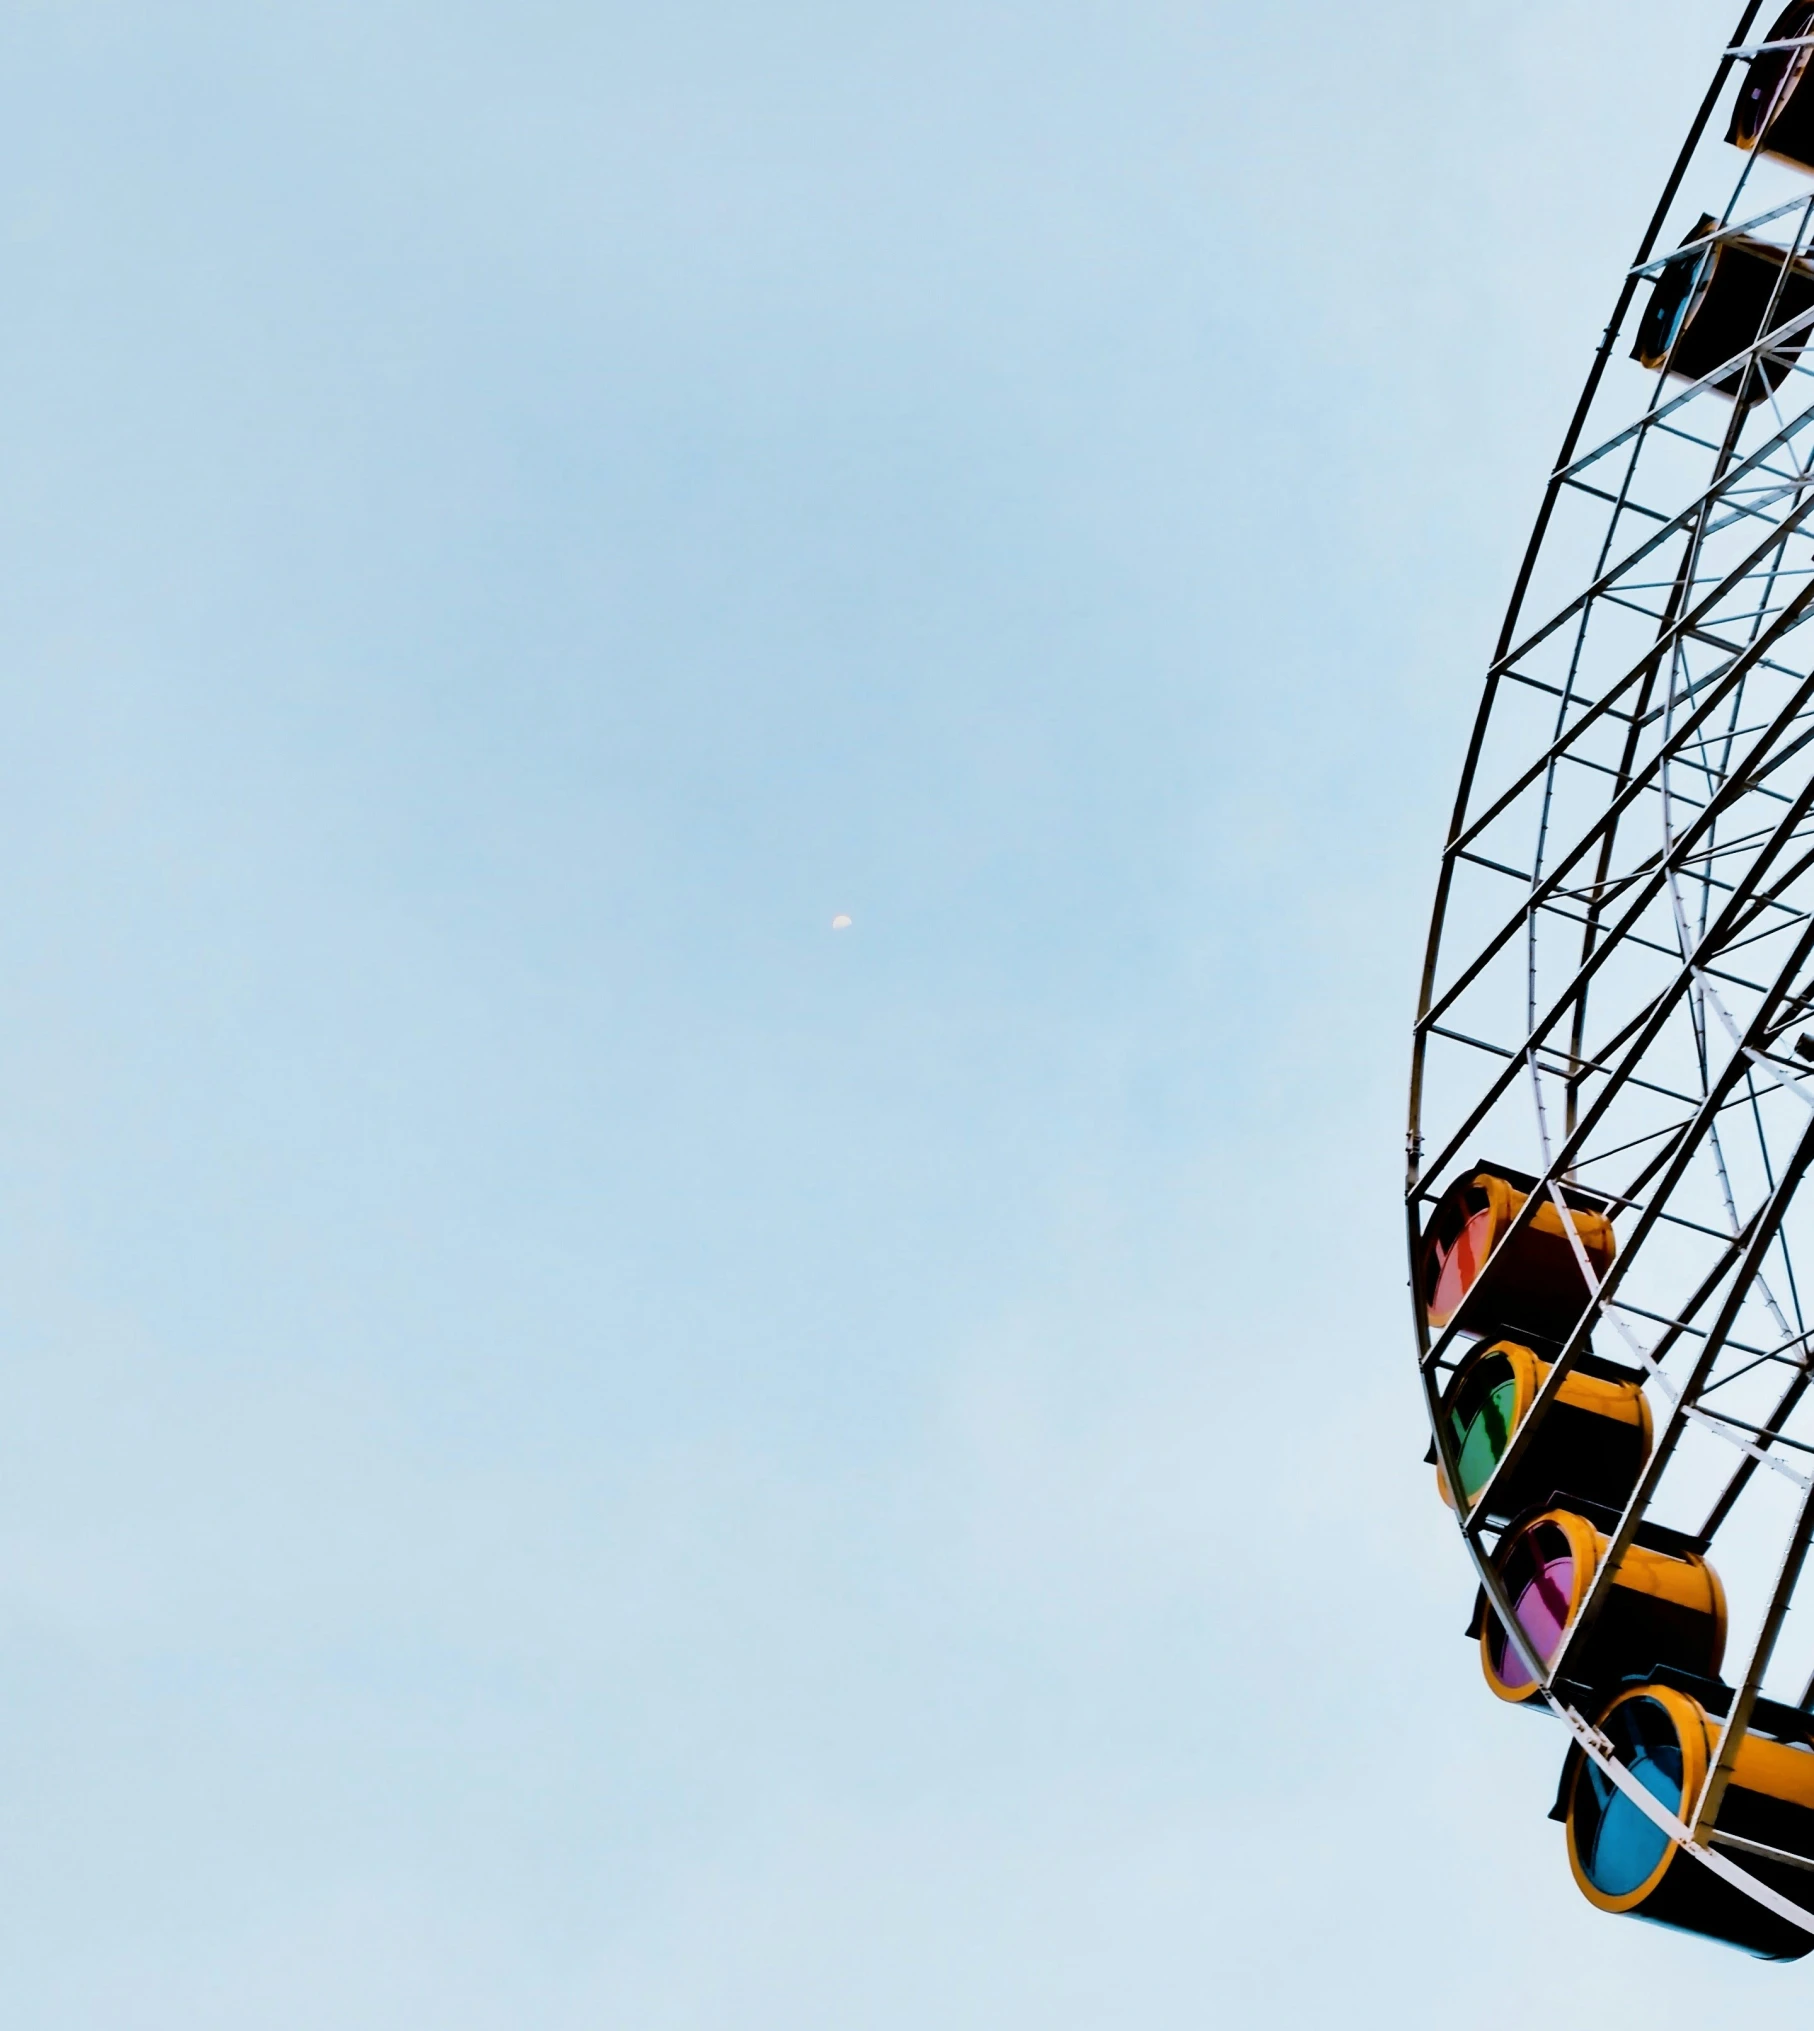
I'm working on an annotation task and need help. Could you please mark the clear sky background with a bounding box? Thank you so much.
[0,1,1798,2024]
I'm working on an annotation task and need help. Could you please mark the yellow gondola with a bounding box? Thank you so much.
[1567,1684,1814,1958]
[1632,215,1814,404]
[1435,1340,1650,1521]
[1480,1508,1724,1705]
[1420,1169,1614,1346]
[1728,3,1814,173]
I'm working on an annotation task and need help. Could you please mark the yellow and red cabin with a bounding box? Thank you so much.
[1421,1168,1615,1345]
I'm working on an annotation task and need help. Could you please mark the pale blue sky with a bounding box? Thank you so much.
[0,1,1795,2024]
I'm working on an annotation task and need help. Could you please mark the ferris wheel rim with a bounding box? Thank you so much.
[1401,1,1814,1951]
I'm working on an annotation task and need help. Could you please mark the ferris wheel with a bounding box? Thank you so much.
[1409,1,1814,1960]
